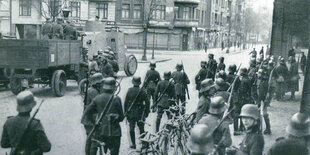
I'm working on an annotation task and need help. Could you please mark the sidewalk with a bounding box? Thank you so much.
[129,47,251,63]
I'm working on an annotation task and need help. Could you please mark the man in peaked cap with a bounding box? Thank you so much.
[124,76,150,149]
[187,124,214,155]
[83,77,124,155]
[198,96,232,155]
[268,112,309,155]
[195,79,217,123]
[1,91,51,154]
[144,61,161,105]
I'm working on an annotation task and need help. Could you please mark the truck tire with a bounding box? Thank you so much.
[124,55,137,76]
[78,78,87,97]
[51,70,66,97]
[10,77,23,95]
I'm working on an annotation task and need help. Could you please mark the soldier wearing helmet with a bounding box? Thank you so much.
[52,17,64,39]
[124,76,150,149]
[89,54,100,74]
[172,63,190,114]
[82,77,124,155]
[1,91,51,154]
[154,71,175,132]
[287,56,299,100]
[216,70,227,81]
[195,79,217,123]
[214,78,230,102]
[268,112,309,155]
[236,104,264,155]
[206,54,218,80]
[265,59,276,106]
[42,17,53,39]
[195,61,208,96]
[217,57,226,72]
[227,64,237,84]
[198,96,232,155]
[187,124,214,155]
[274,57,288,101]
[81,73,103,155]
[99,55,115,78]
[256,68,272,135]
[144,61,161,105]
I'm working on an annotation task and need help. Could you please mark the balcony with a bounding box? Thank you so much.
[174,18,199,27]
[174,0,200,5]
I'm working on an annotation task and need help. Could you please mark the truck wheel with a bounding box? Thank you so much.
[78,78,87,97]
[124,55,137,76]
[51,70,66,97]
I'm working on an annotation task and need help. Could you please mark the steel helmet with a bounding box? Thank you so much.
[150,61,156,68]
[102,77,116,91]
[240,67,248,75]
[187,124,214,154]
[208,53,214,59]
[201,61,207,67]
[90,73,104,86]
[286,112,310,137]
[215,78,227,91]
[98,49,103,55]
[163,71,171,80]
[17,91,37,112]
[200,79,215,93]
[208,96,227,114]
[239,104,259,120]
[216,70,227,80]
[219,57,224,62]
[132,76,141,86]
[176,63,183,70]
[228,64,237,73]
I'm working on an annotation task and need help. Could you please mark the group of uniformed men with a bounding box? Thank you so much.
[42,17,79,40]
[1,46,309,155]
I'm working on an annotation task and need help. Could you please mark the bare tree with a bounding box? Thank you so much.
[141,0,158,60]
[32,0,67,21]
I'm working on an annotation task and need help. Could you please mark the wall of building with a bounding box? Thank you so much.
[0,0,10,36]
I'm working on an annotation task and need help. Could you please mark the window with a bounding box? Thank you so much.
[215,13,218,24]
[133,4,141,19]
[183,7,190,20]
[70,2,80,18]
[238,5,242,12]
[19,0,31,16]
[196,9,200,20]
[201,10,204,23]
[97,3,108,19]
[174,6,179,19]
[152,5,166,20]
[122,4,130,19]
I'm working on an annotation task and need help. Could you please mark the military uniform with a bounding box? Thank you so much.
[124,77,150,149]
[83,78,124,155]
[100,62,114,78]
[198,97,232,155]
[1,91,51,155]
[215,78,230,102]
[207,54,218,80]
[287,57,299,100]
[195,79,215,123]
[268,137,308,155]
[187,124,214,155]
[52,21,64,39]
[217,57,226,72]
[154,72,175,132]
[172,66,190,107]
[195,61,208,92]
[256,69,271,134]
[42,20,53,39]
[237,104,264,155]
[237,125,264,155]
[300,53,307,75]
[144,66,161,103]
[274,60,289,101]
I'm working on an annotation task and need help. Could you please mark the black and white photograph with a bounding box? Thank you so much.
[0,0,309,154]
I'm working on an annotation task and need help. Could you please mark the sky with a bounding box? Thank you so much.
[248,0,274,14]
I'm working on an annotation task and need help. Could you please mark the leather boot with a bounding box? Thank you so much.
[130,131,136,149]
[264,116,271,135]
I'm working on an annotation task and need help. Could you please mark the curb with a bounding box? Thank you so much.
[137,58,172,63]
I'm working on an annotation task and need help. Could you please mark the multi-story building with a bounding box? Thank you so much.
[0,0,11,37]
[3,0,246,50]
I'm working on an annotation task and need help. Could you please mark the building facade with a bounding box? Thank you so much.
[1,0,246,50]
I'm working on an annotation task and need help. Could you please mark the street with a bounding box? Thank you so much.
[0,47,302,155]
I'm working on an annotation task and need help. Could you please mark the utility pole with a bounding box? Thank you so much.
[141,0,148,61]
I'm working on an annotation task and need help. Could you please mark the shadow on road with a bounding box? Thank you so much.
[32,85,78,98]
